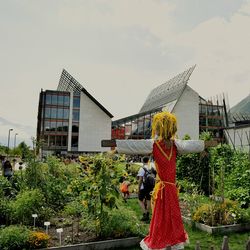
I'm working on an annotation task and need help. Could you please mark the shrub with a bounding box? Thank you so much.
[9,189,45,225]
[100,207,142,238]
[193,199,248,226]
[0,225,30,250]
[0,198,11,225]
[0,176,15,197]
[80,205,142,239]
[28,231,50,249]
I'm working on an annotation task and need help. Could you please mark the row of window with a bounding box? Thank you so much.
[43,135,79,148]
[43,121,79,133]
[45,94,70,106]
[43,108,80,121]
[44,94,81,108]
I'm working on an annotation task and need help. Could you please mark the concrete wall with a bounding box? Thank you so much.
[173,86,200,139]
[78,92,111,152]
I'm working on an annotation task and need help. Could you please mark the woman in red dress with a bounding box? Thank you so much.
[116,111,205,249]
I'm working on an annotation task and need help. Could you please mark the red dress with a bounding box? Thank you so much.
[140,141,188,250]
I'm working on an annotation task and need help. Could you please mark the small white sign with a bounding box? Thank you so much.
[56,228,63,233]
[44,221,50,226]
[32,214,38,218]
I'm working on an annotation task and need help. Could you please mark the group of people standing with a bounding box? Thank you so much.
[0,156,26,180]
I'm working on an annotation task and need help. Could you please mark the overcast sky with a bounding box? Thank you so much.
[0,0,250,146]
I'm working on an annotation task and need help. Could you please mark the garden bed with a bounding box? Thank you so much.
[182,216,250,234]
[45,237,141,250]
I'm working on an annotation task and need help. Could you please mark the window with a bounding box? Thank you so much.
[45,108,50,118]
[56,136,61,146]
[62,136,67,147]
[57,108,64,119]
[73,97,80,108]
[44,121,50,131]
[63,109,69,119]
[72,123,79,133]
[73,110,80,121]
[71,136,78,147]
[64,95,70,106]
[50,121,57,131]
[51,108,57,119]
[58,95,64,106]
[45,94,51,105]
[63,122,68,132]
[51,95,57,105]
[57,121,63,131]
[49,135,55,146]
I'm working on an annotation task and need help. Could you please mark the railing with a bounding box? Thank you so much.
[165,236,250,250]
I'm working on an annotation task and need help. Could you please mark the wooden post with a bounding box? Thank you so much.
[222,236,229,250]
[246,237,250,250]
[195,241,201,250]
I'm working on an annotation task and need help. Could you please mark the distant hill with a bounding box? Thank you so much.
[230,94,250,115]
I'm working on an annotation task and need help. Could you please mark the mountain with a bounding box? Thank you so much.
[230,94,250,115]
[0,117,35,147]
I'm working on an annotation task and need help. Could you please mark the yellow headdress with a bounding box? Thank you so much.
[151,111,177,140]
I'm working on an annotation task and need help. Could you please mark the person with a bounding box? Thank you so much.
[137,156,156,221]
[3,160,13,180]
[114,111,209,250]
[120,176,131,202]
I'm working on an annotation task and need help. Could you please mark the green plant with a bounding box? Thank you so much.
[9,189,45,225]
[80,154,120,237]
[193,199,248,226]
[0,225,30,250]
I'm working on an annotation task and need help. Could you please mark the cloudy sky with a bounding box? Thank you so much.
[0,0,250,146]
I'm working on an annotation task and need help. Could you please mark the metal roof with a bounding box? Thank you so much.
[139,65,196,113]
[57,69,113,118]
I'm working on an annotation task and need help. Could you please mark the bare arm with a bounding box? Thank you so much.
[138,176,143,192]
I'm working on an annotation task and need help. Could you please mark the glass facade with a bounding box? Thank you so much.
[38,90,71,150]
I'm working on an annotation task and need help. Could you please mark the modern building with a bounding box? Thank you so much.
[37,69,113,156]
[224,95,250,154]
[112,65,228,141]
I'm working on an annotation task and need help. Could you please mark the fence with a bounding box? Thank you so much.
[165,236,250,250]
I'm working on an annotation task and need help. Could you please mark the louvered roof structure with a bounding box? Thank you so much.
[139,65,196,113]
[57,69,113,118]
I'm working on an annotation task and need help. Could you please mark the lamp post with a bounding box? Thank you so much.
[14,133,18,148]
[7,128,13,154]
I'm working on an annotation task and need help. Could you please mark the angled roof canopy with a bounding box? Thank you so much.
[139,65,196,113]
[57,69,113,118]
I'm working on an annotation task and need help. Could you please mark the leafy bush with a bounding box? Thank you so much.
[100,207,142,238]
[0,198,11,225]
[80,204,142,239]
[0,225,30,250]
[9,189,45,225]
[28,231,50,249]
[0,176,15,198]
[193,199,249,226]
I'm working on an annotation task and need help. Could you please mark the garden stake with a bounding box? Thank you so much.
[195,241,201,250]
[32,214,38,229]
[44,221,50,234]
[56,228,63,246]
[222,236,229,250]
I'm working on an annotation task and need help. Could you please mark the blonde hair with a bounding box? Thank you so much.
[151,111,177,140]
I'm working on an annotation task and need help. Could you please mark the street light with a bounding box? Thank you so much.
[7,128,13,155]
[14,133,18,148]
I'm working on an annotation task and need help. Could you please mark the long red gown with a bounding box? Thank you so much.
[140,141,188,250]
